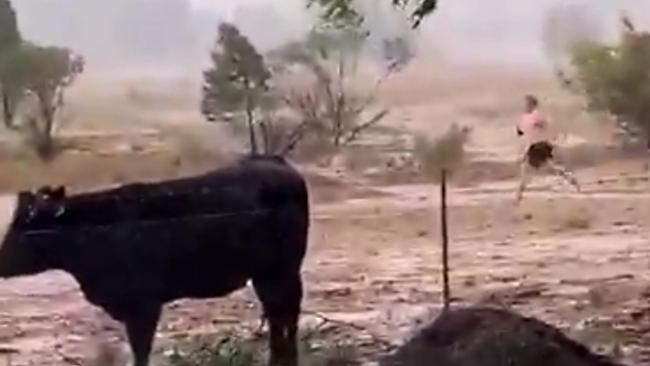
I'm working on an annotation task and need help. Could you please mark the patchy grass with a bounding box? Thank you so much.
[159,330,360,366]
[162,335,260,366]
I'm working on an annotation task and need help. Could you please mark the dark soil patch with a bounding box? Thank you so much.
[380,307,624,366]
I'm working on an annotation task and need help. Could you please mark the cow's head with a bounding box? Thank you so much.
[0,186,66,278]
[11,185,67,227]
[28,185,67,222]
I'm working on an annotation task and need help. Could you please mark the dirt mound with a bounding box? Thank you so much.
[380,307,624,366]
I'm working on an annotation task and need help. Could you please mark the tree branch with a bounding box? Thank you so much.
[301,310,394,350]
[280,121,310,156]
[341,108,389,145]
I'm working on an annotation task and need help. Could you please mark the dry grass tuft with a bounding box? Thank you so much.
[556,205,593,231]
[413,123,471,182]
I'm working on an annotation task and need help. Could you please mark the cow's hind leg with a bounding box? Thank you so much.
[124,305,162,366]
[253,273,302,366]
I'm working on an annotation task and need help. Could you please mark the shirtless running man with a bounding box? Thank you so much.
[516,95,580,203]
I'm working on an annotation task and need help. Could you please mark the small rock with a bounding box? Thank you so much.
[463,277,477,288]
[324,287,352,297]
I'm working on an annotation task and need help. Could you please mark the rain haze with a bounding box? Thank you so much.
[10,0,650,74]
[4,1,650,365]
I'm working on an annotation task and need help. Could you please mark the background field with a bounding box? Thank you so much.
[0,57,648,365]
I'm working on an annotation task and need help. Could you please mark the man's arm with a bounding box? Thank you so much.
[516,115,524,136]
[516,117,528,163]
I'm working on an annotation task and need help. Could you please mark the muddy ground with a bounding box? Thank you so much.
[0,67,649,365]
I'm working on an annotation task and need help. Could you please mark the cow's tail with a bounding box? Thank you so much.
[287,176,309,271]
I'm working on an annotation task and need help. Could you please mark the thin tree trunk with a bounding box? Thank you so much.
[246,117,257,155]
[259,119,270,154]
[244,89,258,156]
[36,95,56,159]
[440,169,450,311]
[2,90,13,129]
[645,136,650,171]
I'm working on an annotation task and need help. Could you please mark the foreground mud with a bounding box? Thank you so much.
[381,307,624,366]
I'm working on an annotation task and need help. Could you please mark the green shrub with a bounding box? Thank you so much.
[563,17,650,144]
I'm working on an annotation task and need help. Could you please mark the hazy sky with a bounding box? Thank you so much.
[12,0,650,72]
[165,0,650,66]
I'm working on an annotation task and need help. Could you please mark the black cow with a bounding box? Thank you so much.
[0,155,310,366]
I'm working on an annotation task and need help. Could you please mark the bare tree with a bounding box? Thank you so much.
[269,27,409,159]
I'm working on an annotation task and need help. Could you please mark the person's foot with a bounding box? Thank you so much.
[515,192,523,205]
[570,177,581,193]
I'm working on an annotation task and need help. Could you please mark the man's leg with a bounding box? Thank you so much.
[645,136,650,172]
[547,159,580,192]
[516,159,531,203]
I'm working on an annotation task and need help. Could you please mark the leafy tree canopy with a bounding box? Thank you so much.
[201,22,274,154]
[563,17,650,142]
[307,0,438,29]
[201,22,272,121]
[0,0,20,51]
[0,43,82,96]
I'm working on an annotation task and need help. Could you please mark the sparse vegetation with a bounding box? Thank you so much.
[272,27,389,151]
[414,124,468,180]
[268,24,410,160]
[202,20,411,160]
[561,15,650,149]
[161,331,360,366]
[164,336,260,366]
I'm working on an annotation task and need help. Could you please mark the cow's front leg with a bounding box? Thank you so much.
[124,305,162,366]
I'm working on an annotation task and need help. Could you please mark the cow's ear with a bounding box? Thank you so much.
[52,186,66,199]
[17,191,34,205]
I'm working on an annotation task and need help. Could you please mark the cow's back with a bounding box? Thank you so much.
[38,155,307,227]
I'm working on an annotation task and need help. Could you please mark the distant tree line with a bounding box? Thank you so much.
[0,0,83,159]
